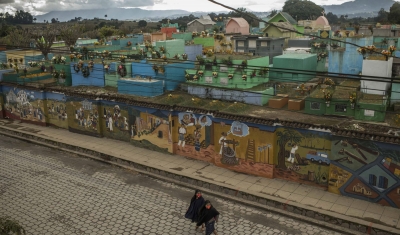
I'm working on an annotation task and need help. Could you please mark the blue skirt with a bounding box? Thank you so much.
[205,221,215,235]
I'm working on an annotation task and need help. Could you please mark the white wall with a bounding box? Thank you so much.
[361,58,393,95]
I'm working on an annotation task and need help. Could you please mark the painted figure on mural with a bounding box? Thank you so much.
[219,132,228,155]
[194,125,202,155]
[287,144,298,164]
[131,124,137,138]
[178,124,187,151]
[181,113,195,126]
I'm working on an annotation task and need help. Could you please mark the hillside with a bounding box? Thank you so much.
[323,0,396,15]
[34,8,190,22]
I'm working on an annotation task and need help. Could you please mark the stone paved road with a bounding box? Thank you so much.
[0,135,341,235]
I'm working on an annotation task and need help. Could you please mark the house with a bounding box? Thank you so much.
[231,35,285,63]
[225,18,250,35]
[187,16,216,33]
[263,22,297,47]
[161,27,178,39]
[352,183,372,196]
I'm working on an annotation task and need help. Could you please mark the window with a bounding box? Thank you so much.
[364,110,375,117]
[335,104,347,113]
[260,41,268,47]
[237,41,244,47]
[310,102,320,110]
[205,77,213,84]
[248,40,256,48]
[220,66,228,72]
[220,77,228,85]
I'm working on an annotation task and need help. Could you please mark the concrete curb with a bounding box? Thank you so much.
[0,126,397,235]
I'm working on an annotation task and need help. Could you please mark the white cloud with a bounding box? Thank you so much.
[0,0,352,15]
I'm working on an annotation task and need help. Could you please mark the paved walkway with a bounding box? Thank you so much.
[0,119,399,234]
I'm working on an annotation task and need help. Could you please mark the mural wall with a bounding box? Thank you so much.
[66,97,101,137]
[129,108,172,153]
[45,92,68,129]
[171,113,276,178]
[1,84,400,209]
[329,138,400,208]
[2,86,46,126]
[274,128,331,188]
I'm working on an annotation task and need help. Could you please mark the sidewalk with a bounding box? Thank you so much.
[0,119,399,235]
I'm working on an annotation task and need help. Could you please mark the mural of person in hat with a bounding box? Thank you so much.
[219,132,228,156]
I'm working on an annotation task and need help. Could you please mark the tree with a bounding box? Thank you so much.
[8,28,31,48]
[84,29,100,39]
[0,216,26,235]
[51,18,58,23]
[60,24,84,47]
[388,2,400,24]
[29,25,59,60]
[276,129,303,170]
[325,12,338,25]
[376,8,389,23]
[118,23,131,36]
[138,20,147,28]
[282,0,324,21]
[269,10,278,17]
[98,26,116,38]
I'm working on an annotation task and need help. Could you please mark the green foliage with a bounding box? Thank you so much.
[389,2,400,24]
[282,0,324,21]
[0,216,26,235]
[98,26,117,38]
[138,20,147,28]
[269,10,278,17]
[0,10,33,24]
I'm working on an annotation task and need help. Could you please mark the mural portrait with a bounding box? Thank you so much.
[275,128,331,188]
[101,103,131,142]
[46,92,68,129]
[2,86,46,126]
[66,98,100,136]
[330,138,400,208]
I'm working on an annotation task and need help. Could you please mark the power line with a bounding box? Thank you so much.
[207,0,400,59]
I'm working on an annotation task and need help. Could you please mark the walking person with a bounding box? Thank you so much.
[185,189,205,230]
[197,200,220,235]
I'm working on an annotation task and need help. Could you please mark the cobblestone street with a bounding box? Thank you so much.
[0,135,341,235]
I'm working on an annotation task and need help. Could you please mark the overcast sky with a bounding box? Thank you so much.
[0,0,349,15]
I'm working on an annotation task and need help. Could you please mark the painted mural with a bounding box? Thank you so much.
[173,113,275,178]
[66,98,100,136]
[101,102,131,142]
[274,128,331,188]
[329,138,400,208]
[130,108,172,153]
[2,86,46,126]
[2,85,400,209]
[46,92,68,129]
